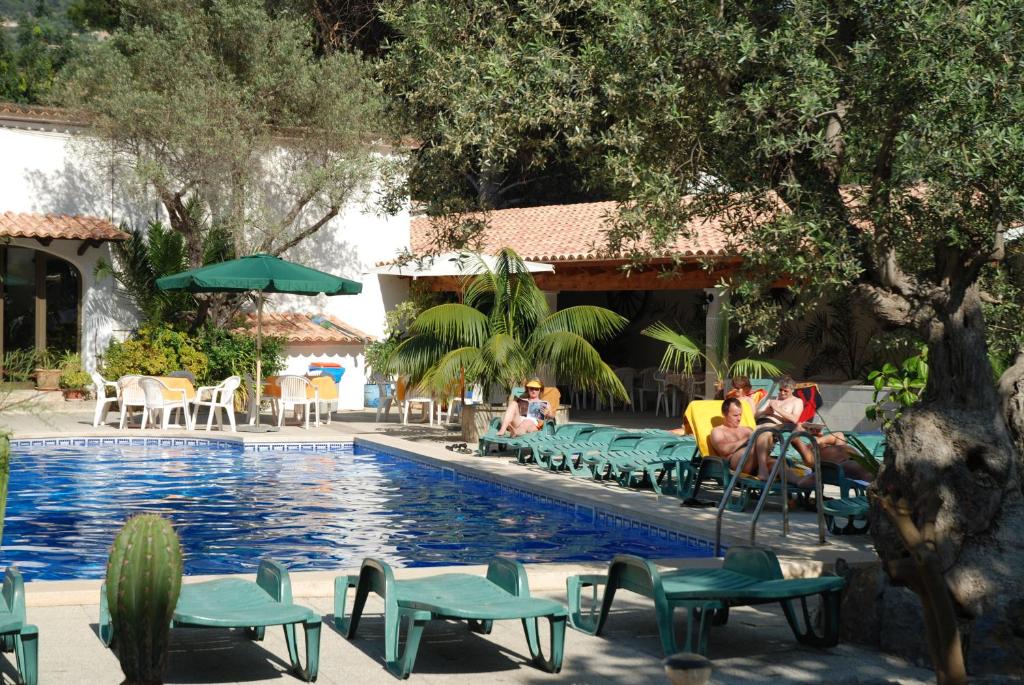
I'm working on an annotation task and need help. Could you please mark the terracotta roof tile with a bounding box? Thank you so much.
[236,313,374,345]
[0,103,86,126]
[409,200,741,263]
[0,211,129,241]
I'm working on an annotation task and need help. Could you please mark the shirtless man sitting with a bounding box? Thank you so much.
[708,397,804,484]
[759,377,874,482]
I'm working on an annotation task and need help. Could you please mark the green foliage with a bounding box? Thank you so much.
[101,324,209,381]
[195,324,285,383]
[845,434,881,478]
[101,323,285,384]
[66,0,120,31]
[57,0,382,265]
[363,300,420,377]
[865,347,929,428]
[1,349,39,382]
[0,3,78,103]
[105,513,182,685]
[57,352,90,390]
[786,294,892,381]
[377,0,610,219]
[95,220,199,326]
[642,319,786,388]
[391,248,628,400]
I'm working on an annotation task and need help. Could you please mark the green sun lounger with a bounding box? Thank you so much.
[509,423,597,464]
[566,547,844,656]
[335,557,567,679]
[0,568,38,685]
[610,436,697,494]
[100,559,321,681]
[821,461,871,534]
[477,417,557,455]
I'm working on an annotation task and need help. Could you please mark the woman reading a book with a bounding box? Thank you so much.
[498,378,555,437]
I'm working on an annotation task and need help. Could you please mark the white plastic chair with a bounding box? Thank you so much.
[139,377,192,430]
[91,371,120,427]
[277,375,319,429]
[306,372,338,425]
[191,375,241,432]
[118,375,146,429]
[437,383,483,424]
[402,386,434,426]
[637,367,669,415]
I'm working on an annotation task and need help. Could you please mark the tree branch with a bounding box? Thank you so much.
[268,207,340,256]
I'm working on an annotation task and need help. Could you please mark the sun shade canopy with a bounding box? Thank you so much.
[156,254,362,295]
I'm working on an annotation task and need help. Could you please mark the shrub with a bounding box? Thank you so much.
[100,324,283,385]
[196,325,285,382]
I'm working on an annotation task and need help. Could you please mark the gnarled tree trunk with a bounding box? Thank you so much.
[869,285,1024,678]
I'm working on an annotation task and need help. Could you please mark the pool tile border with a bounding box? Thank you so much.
[9,436,716,554]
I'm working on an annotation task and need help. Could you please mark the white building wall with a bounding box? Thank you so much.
[0,121,410,385]
[280,343,367,410]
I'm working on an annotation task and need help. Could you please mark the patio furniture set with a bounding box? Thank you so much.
[90,371,339,431]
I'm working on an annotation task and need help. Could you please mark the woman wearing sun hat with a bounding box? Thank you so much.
[498,378,555,437]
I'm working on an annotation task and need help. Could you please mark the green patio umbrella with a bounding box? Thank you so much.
[157,254,362,430]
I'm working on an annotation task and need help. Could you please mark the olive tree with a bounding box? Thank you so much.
[579,0,1024,678]
[57,0,382,268]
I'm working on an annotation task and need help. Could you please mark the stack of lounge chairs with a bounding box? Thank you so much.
[475,399,884,526]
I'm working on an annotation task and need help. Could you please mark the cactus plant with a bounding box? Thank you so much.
[105,514,183,685]
[0,434,10,547]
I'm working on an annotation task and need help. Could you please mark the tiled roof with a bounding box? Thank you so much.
[0,103,86,126]
[236,313,374,345]
[409,200,741,263]
[0,211,129,241]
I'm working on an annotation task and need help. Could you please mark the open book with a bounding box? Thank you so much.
[525,400,550,421]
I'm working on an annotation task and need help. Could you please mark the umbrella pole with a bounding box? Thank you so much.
[255,291,263,428]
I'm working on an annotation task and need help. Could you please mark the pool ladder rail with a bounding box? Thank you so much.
[713,426,827,556]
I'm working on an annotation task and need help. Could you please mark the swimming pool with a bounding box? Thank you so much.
[4,439,713,581]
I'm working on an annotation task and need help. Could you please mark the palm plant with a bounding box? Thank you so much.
[391,248,629,402]
[642,315,786,392]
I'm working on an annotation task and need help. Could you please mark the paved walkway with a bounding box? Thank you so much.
[0,406,936,683]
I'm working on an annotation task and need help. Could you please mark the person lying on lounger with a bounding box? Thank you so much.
[709,398,805,484]
[759,376,874,483]
[498,378,555,437]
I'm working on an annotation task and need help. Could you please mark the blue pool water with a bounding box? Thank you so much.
[4,441,713,581]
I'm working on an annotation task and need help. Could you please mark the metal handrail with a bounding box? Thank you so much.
[714,425,786,555]
[713,426,828,555]
[749,430,826,547]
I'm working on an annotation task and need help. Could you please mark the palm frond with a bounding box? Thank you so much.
[530,331,628,401]
[479,333,531,390]
[728,357,788,378]
[420,347,484,397]
[409,303,491,347]
[533,306,627,343]
[390,333,451,387]
[641,322,704,374]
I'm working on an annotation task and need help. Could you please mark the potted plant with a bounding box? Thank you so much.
[33,349,62,391]
[57,353,91,400]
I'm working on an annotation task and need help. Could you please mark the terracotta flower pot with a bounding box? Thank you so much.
[34,368,61,391]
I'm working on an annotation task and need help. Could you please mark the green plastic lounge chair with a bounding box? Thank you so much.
[566,546,843,656]
[335,557,567,679]
[477,417,557,455]
[610,436,698,495]
[99,559,321,682]
[508,423,597,464]
[0,568,38,685]
[820,461,871,534]
[537,427,630,473]
[581,434,682,481]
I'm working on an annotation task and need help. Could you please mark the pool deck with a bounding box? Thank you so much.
[0,406,935,684]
